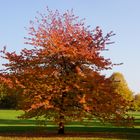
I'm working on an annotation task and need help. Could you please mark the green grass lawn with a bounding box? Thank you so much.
[0,110,140,139]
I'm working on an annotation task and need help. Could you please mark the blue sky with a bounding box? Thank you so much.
[0,0,140,93]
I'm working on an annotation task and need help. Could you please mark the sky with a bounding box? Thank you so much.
[0,0,140,93]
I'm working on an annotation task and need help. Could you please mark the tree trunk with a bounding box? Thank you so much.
[58,121,64,134]
[58,89,65,134]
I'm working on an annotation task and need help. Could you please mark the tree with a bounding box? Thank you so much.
[0,82,18,109]
[133,94,140,111]
[109,72,134,111]
[0,8,133,134]
[109,72,134,103]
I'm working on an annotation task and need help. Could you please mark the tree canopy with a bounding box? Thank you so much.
[133,94,140,111]
[109,72,133,101]
[0,8,133,132]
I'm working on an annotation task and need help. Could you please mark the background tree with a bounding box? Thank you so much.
[109,72,134,110]
[0,82,18,109]
[109,72,134,100]
[133,94,140,111]
[0,8,133,133]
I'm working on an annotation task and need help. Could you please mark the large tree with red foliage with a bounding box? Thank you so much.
[0,8,133,133]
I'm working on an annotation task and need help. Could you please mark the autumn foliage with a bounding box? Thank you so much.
[0,8,133,130]
[109,72,133,102]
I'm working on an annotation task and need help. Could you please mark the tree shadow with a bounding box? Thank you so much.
[0,119,140,139]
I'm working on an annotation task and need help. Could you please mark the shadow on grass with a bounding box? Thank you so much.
[0,126,140,140]
[0,126,140,133]
[0,118,140,132]
[0,118,140,139]
[0,127,140,140]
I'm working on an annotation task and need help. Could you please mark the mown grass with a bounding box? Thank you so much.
[0,110,140,139]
